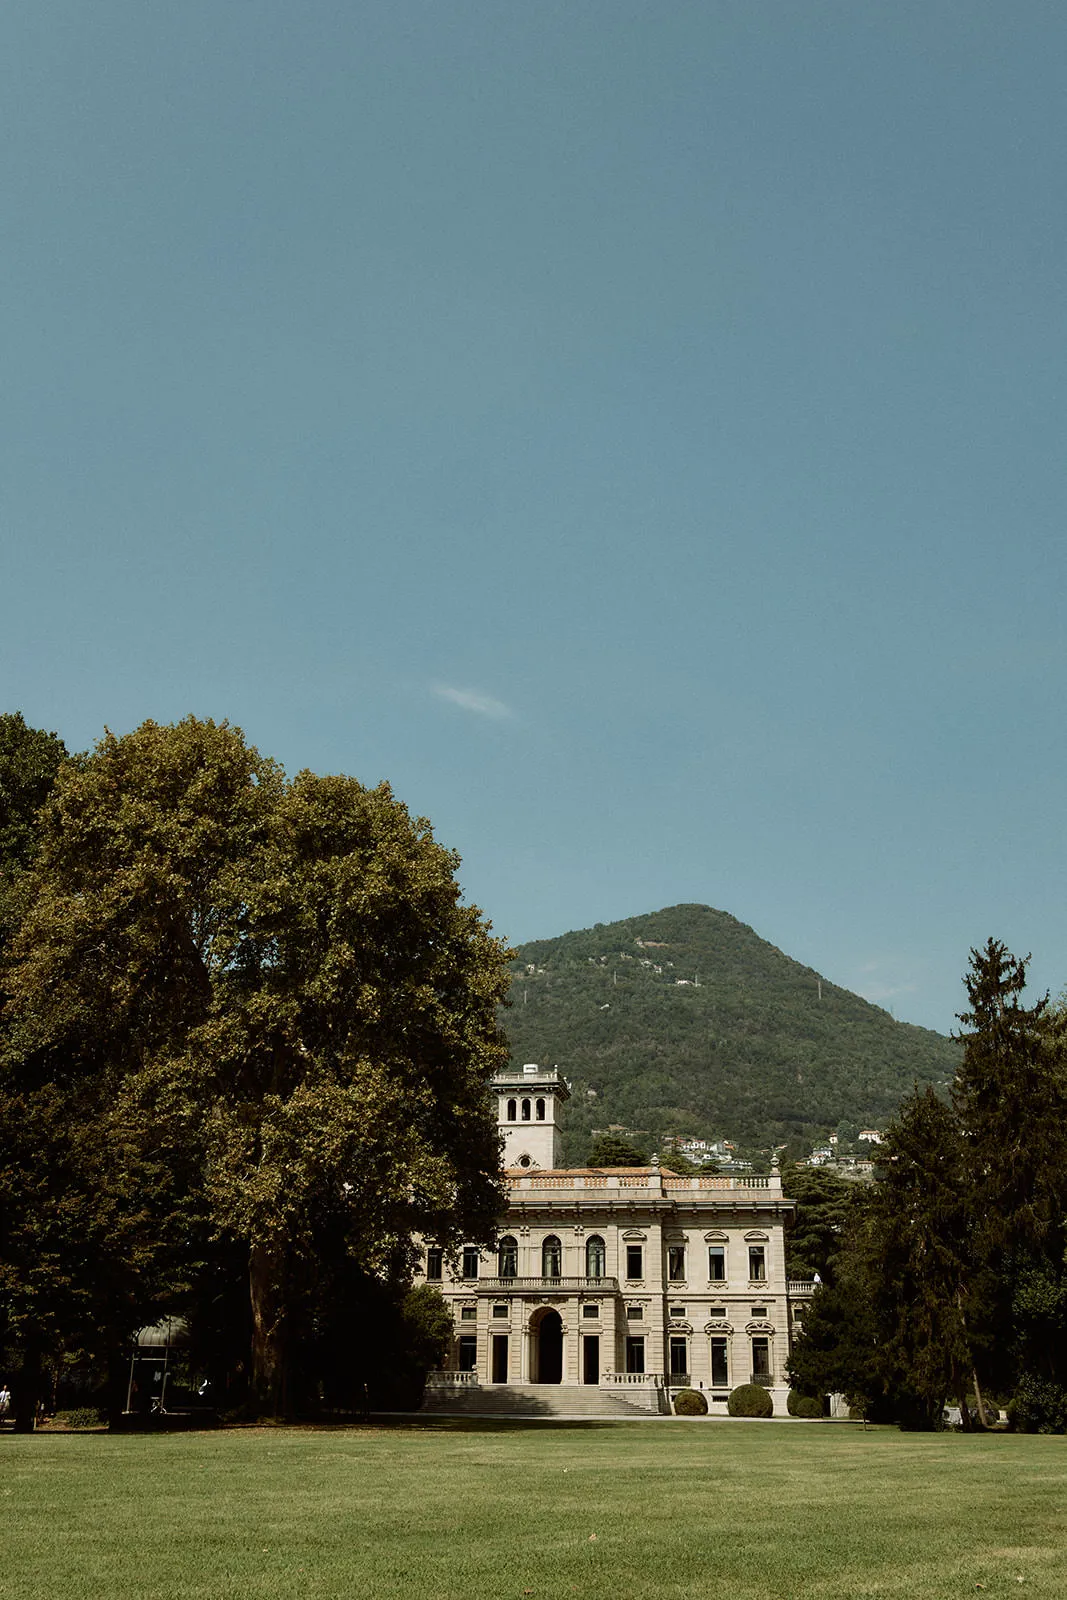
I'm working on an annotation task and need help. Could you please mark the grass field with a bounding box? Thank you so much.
[1,1418,1065,1600]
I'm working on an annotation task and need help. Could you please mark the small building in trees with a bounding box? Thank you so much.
[422,1065,810,1415]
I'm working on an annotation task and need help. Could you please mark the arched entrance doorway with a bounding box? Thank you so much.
[535,1309,563,1384]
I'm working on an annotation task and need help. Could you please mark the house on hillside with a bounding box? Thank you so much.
[421,1064,812,1416]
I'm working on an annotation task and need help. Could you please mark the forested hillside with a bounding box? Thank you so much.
[503,905,959,1162]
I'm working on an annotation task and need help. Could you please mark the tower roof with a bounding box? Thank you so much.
[493,1064,570,1100]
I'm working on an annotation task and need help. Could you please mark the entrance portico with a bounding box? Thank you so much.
[531,1307,564,1383]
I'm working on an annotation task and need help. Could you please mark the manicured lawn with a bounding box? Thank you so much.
[1,1418,1065,1600]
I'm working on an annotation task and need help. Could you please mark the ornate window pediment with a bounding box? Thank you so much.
[622,1228,647,1241]
[703,1230,729,1243]
[705,1320,732,1334]
[743,1229,769,1242]
[746,1320,775,1335]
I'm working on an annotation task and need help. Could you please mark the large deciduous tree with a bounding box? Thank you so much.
[0,713,71,1429]
[2,717,511,1417]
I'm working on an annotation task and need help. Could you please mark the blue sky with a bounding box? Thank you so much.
[3,2,1065,1034]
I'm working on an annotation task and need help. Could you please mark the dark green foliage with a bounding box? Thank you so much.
[953,942,1067,1424]
[1008,1375,1067,1434]
[954,939,1067,1256]
[50,1408,105,1430]
[787,1391,824,1418]
[0,713,68,881]
[727,1382,774,1417]
[319,1278,454,1412]
[787,1282,888,1421]
[505,905,960,1157]
[792,941,1067,1432]
[1,717,511,1422]
[784,1164,861,1284]
[866,1088,973,1428]
[586,1133,649,1166]
[672,1387,708,1415]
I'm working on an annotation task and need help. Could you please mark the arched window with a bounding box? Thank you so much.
[585,1235,606,1280]
[498,1237,518,1279]
[542,1235,562,1279]
[507,1099,517,1122]
[535,1098,546,1121]
[521,1099,531,1121]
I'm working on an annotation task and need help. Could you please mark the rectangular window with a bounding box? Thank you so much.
[626,1244,643,1280]
[748,1246,766,1282]
[460,1306,476,1321]
[710,1308,725,1319]
[426,1247,443,1281]
[710,1337,729,1387]
[627,1305,643,1320]
[669,1337,688,1378]
[751,1307,767,1319]
[492,1305,508,1319]
[458,1336,477,1372]
[708,1246,725,1281]
[667,1245,686,1282]
[582,1303,600,1319]
[625,1335,645,1375]
[751,1336,771,1383]
[669,1306,686,1319]
[462,1247,480,1279]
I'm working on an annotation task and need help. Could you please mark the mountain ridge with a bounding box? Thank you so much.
[502,903,959,1161]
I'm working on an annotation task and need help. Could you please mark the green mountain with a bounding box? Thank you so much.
[503,904,959,1162]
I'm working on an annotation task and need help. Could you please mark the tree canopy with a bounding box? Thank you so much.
[0,716,511,1418]
[586,1133,649,1167]
[790,940,1067,1432]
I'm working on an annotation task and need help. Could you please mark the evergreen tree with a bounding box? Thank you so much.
[586,1133,649,1166]
[864,1088,974,1428]
[953,940,1067,1426]
[784,1164,858,1285]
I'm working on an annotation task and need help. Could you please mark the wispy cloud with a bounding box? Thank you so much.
[431,683,513,720]
[861,981,918,1003]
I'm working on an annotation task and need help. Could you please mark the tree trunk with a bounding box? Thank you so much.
[13,1339,41,1433]
[250,1240,288,1417]
[106,1347,130,1432]
[972,1368,992,1429]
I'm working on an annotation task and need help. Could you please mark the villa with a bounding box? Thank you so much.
[422,1064,812,1415]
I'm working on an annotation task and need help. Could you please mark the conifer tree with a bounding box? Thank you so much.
[953,940,1067,1425]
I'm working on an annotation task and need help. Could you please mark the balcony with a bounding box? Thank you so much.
[473,1276,620,1294]
[788,1279,818,1297]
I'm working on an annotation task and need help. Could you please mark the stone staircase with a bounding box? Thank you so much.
[422,1382,665,1418]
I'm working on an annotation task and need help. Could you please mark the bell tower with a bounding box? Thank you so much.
[494,1064,570,1171]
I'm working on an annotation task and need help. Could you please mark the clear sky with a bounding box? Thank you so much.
[3,2,1065,1035]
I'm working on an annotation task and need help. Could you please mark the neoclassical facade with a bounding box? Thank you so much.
[423,1065,807,1414]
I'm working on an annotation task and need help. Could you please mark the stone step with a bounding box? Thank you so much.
[422,1383,662,1418]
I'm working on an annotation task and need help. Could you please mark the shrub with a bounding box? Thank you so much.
[51,1408,105,1430]
[727,1383,774,1418]
[787,1390,823,1418]
[1008,1377,1067,1434]
[672,1388,708,1416]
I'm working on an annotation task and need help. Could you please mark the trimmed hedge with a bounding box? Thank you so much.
[672,1388,709,1416]
[728,1383,774,1418]
[51,1408,105,1430]
[787,1390,823,1419]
